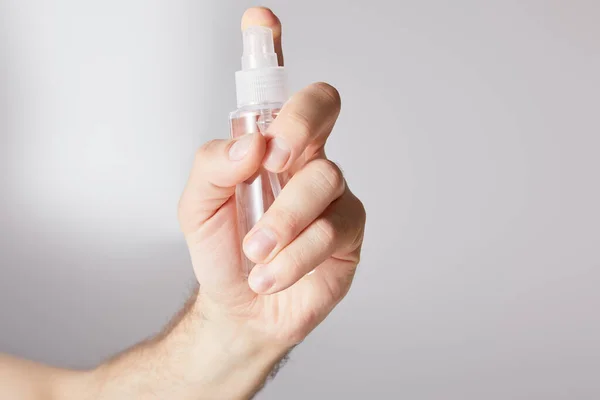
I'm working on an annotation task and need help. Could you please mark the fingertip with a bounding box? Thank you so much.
[241,7,281,33]
[262,137,292,172]
[205,133,265,188]
[229,132,267,162]
[248,265,276,294]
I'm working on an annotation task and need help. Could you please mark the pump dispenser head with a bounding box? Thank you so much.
[241,26,279,70]
[235,26,287,108]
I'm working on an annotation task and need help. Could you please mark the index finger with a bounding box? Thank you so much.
[241,7,284,66]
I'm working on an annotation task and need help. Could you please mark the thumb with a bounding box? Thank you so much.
[178,133,266,235]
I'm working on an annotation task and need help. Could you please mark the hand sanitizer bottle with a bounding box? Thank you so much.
[229,26,288,275]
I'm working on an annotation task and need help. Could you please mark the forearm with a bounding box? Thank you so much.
[0,292,291,400]
[0,354,91,400]
[91,293,290,399]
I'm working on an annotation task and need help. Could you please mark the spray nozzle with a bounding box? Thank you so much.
[241,26,278,70]
[235,26,287,107]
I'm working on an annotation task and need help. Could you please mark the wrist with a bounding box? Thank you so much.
[182,298,292,398]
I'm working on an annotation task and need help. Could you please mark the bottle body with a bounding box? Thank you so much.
[229,104,283,276]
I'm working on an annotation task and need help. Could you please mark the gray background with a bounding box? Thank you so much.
[1,1,599,399]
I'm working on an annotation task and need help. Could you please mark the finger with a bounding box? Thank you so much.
[247,188,366,294]
[298,256,359,320]
[178,133,266,235]
[243,158,346,264]
[262,82,341,173]
[241,7,284,66]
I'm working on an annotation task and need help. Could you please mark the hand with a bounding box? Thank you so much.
[178,7,366,348]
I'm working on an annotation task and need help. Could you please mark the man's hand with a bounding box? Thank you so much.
[179,7,365,347]
[95,8,366,398]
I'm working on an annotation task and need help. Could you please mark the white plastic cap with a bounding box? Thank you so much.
[235,26,287,108]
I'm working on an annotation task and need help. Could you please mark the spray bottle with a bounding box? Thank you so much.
[229,26,288,276]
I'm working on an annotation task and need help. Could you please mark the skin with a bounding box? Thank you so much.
[0,7,366,400]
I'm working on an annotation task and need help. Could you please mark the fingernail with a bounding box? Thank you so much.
[244,228,277,261]
[229,134,254,161]
[248,265,275,293]
[263,138,291,171]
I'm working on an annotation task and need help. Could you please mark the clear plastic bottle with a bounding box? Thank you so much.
[230,27,288,276]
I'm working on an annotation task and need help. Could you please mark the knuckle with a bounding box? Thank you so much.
[195,139,221,161]
[269,208,301,238]
[311,82,341,112]
[312,159,345,195]
[284,249,306,275]
[314,218,338,245]
[285,110,312,141]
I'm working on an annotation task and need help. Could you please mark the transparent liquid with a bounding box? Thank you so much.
[229,105,282,276]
